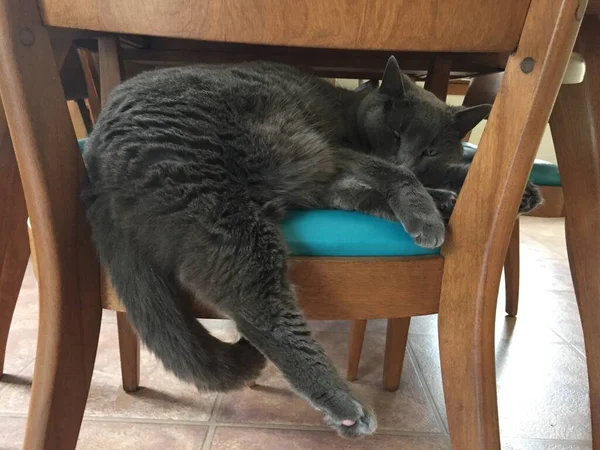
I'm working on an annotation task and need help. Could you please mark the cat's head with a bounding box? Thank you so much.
[356,56,491,174]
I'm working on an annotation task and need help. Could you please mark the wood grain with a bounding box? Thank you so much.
[98,37,123,106]
[116,311,140,392]
[438,0,583,448]
[346,319,366,381]
[504,219,520,317]
[121,43,508,80]
[424,57,452,101]
[0,106,30,378]
[77,49,101,122]
[550,14,600,447]
[0,2,102,448]
[382,318,410,392]
[291,257,443,320]
[103,256,444,320]
[38,0,529,52]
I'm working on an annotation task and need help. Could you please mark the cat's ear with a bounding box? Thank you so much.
[380,56,406,97]
[453,104,493,137]
[354,79,379,93]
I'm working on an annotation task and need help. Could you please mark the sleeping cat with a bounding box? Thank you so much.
[82,56,536,438]
[342,79,543,222]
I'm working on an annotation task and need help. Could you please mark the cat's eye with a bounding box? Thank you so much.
[423,148,438,157]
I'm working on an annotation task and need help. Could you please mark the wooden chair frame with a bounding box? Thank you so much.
[0,1,596,449]
[347,67,575,390]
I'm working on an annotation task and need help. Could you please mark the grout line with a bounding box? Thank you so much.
[200,393,224,450]
[0,409,592,446]
[406,339,448,435]
[546,326,588,362]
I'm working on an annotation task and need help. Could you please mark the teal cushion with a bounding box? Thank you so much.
[78,138,439,257]
[461,142,561,187]
[283,210,440,257]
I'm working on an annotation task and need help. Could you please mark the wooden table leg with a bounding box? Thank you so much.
[0,105,30,378]
[0,2,102,449]
[550,14,600,447]
[438,1,583,448]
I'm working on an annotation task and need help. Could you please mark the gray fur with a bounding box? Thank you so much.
[82,56,539,439]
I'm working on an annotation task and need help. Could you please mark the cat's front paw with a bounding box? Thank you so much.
[519,182,544,214]
[403,210,446,249]
[428,188,457,223]
[323,398,377,438]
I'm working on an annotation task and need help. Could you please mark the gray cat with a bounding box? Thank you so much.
[343,78,543,222]
[82,56,536,438]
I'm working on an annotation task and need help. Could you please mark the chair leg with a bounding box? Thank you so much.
[0,106,30,378]
[0,5,104,448]
[437,2,582,449]
[97,36,141,394]
[504,218,520,317]
[382,318,410,392]
[550,15,600,447]
[424,56,452,101]
[346,319,367,381]
[117,312,141,392]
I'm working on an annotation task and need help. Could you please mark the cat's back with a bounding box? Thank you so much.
[99,61,332,120]
[83,62,341,210]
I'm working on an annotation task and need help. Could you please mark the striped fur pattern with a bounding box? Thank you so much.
[82,56,507,437]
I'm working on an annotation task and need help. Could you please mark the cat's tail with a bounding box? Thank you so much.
[106,243,267,392]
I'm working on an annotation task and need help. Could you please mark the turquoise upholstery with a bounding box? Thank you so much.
[462,142,561,187]
[283,210,440,257]
[77,138,440,257]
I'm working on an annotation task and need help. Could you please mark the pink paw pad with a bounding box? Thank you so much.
[341,419,356,427]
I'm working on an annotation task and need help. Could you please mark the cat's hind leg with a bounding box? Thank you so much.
[177,204,377,438]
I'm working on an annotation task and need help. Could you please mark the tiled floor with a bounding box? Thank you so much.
[0,217,593,449]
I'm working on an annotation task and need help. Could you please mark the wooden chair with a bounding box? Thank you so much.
[0,1,597,450]
[346,57,585,390]
[0,40,99,379]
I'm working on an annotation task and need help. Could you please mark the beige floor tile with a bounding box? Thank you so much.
[209,427,450,450]
[217,331,442,433]
[518,290,584,346]
[0,318,36,381]
[0,417,26,450]
[503,439,592,449]
[10,264,39,320]
[77,421,207,450]
[83,321,220,421]
[0,417,207,450]
[0,320,219,421]
[410,334,591,441]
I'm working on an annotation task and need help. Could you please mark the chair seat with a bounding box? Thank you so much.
[462,142,561,187]
[78,139,439,257]
[283,210,440,257]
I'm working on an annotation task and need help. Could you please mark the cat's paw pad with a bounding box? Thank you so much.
[519,182,544,214]
[324,403,377,438]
